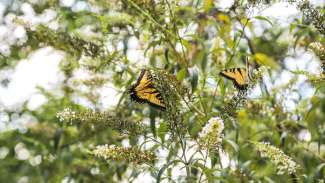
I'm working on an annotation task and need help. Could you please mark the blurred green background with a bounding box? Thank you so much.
[0,0,324,182]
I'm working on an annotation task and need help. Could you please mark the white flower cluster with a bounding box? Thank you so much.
[253,65,268,75]
[93,144,112,160]
[56,108,77,123]
[255,142,299,175]
[93,144,155,164]
[198,117,224,151]
[251,66,269,83]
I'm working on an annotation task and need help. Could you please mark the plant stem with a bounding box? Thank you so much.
[226,18,250,67]
[174,122,191,180]
[198,150,209,182]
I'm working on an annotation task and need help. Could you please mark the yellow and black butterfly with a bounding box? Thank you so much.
[220,63,253,90]
[129,69,166,110]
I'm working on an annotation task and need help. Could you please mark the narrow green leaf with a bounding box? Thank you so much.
[157,160,182,183]
[315,163,325,174]
[218,78,225,97]
[190,68,199,92]
[176,68,187,81]
[195,162,215,182]
[254,53,279,69]
[254,16,273,26]
[150,108,157,137]
[158,122,168,144]
[225,139,239,152]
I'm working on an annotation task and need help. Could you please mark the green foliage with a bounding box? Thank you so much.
[0,0,324,182]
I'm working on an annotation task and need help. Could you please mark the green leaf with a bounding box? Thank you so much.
[203,0,213,12]
[264,177,276,183]
[289,22,297,33]
[218,78,225,97]
[176,68,187,81]
[158,122,168,144]
[225,139,239,152]
[254,53,279,69]
[315,163,325,174]
[190,68,199,92]
[150,108,157,137]
[157,160,183,183]
[254,16,273,26]
[189,119,201,137]
[195,162,215,182]
[240,160,252,170]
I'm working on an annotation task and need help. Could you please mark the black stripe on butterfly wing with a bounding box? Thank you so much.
[237,68,246,82]
[130,83,165,107]
[136,70,153,89]
[129,70,166,110]
[129,69,151,104]
[135,69,147,85]
[233,68,249,89]
[142,84,158,93]
[220,68,248,90]
[220,68,237,81]
[142,84,166,109]
[129,84,145,104]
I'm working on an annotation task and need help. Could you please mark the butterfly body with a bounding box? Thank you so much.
[220,67,252,90]
[129,70,166,110]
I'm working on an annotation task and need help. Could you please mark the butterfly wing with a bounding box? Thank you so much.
[220,68,248,89]
[130,70,166,110]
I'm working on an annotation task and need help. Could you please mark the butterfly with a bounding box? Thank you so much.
[129,69,166,110]
[220,61,253,90]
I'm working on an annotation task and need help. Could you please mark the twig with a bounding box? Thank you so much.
[198,149,209,182]
[180,93,206,117]
[303,146,325,162]
[126,0,176,39]
[164,0,189,66]
[226,18,250,67]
